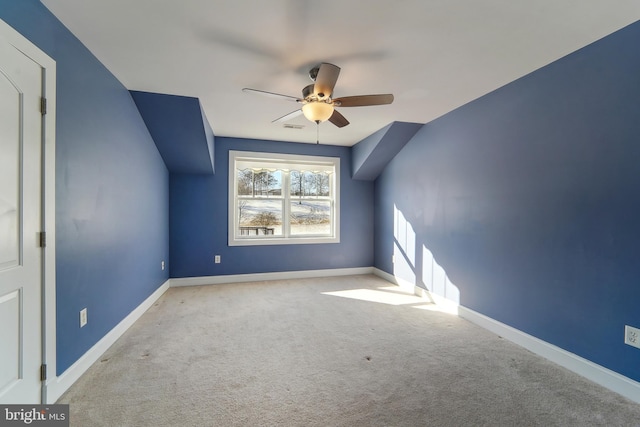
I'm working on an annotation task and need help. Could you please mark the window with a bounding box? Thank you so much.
[229,150,340,246]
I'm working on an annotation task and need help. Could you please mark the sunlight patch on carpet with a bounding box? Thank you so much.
[322,286,456,314]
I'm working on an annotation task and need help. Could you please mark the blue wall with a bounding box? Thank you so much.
[130,91,215,174]
[375,21,640,382]
[4,0,638,386]
[170,137,374,277]
[0,1,170,375]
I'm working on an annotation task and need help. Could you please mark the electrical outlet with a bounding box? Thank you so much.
[80,308,88,328]
[625,325,640,349]
[161,260,165,270]
[214,255,221,264]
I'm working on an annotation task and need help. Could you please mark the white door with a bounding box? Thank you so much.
[0,33,44,404]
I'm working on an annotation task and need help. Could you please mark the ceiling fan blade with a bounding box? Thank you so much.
[272,109,303,123]
[314,63,340,99]
[242,88,302,102]
[333,94,394,107]
[328,110,349,128]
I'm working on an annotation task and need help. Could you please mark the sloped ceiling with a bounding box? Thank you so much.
[130,91,215,174]
[40,0,640,146]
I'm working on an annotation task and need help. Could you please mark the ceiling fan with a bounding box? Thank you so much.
[242,62,393,128]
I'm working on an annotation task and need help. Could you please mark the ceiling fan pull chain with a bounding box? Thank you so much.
[316,121,320,144]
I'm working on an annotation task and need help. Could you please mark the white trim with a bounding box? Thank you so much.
[170,267,374,287]
[34,263,640,404]
[228,150,340,246]
[1,17,57,405]
[373,267,640,403]
[42,41,57,408]
[373,267,420,293]
[373,268,459,314]
[46,280,170,403]
[458,306,640,404]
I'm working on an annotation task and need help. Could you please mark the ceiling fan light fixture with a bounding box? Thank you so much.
[243,63,393,130]
[302,101,334,123]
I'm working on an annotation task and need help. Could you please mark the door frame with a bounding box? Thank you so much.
[0,18,56,404]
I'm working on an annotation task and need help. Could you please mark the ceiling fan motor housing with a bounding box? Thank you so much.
[302,84,315,100]
[303,83,328,100]
[243,62,393,129]
[309,65,320,81]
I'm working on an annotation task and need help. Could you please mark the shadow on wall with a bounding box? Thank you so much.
[393,204,460,307]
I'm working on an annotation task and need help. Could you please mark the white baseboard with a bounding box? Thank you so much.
[458,306,640,404]
[373,268,459,313]
[372,268,416,292]
[46,268,640,405]
[374,267,640,404]
[169,267,375,287]
[47,280,170,403]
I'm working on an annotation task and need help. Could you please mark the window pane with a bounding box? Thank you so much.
[236,169,254,196]
[290,170,304,196]
[290,170,330,197]
[290,200,331,236]
[230,151,339,246]
[308,172,330,197]
[237,169,282,197]
[238,199,283,236]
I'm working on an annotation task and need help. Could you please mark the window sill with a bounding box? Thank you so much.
[228,236,340,246]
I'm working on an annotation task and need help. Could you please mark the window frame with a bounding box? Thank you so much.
[228,150,340,246]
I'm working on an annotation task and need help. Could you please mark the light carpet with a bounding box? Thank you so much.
[58,275,640,426]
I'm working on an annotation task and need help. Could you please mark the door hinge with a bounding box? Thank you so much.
[38,231,46,248]
[40,97,47,115]
[41,364,47,381]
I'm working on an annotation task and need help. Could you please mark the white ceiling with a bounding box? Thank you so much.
[41,0,640,146]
